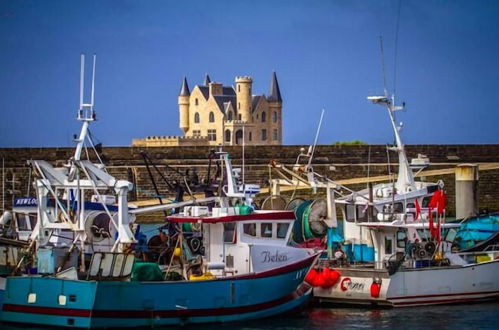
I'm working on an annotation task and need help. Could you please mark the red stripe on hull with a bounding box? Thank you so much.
[3,304,91,317]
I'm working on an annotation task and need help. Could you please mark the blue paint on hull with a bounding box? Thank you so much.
[1,257,315,328]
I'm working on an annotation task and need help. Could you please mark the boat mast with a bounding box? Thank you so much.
[368,37,415,194]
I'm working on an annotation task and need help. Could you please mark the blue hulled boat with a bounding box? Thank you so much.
[0,55,318,328]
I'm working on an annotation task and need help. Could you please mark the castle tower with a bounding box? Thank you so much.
[235,76,253,122]
[178,76,190,133]
[268,71,283,143]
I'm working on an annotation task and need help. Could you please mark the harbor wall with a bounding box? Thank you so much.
[1,144,499,221]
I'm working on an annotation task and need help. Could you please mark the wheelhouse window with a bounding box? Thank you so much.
[15,213,29,231]
[345,204,360,222]
[261,223,272,238]
[207,129,216,141]
[224,223,236,243]
[384,236,393,255]
[243,223,256,236]
[277,223,289,239]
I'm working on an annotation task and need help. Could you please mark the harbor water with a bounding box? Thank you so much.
[1,302,498,329]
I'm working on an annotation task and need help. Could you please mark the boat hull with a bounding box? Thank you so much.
[314,259,499,307]
[1,255,316,328]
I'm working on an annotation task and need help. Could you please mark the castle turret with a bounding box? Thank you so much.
[203,74,211,86]
[235,76,252,122]
[178,76,190,133]
[268,71,283,144]
[268,71,282,103]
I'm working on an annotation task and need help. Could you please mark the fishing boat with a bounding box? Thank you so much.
[268,93,499,307]
[0,55,318,327]
[312,94,499,307]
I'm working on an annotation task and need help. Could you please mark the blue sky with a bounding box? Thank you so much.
[1,0,499,147]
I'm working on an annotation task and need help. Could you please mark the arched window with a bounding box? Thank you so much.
[209,111,215,123]
[261,111,266,123]
[273,111,278,123]
[225,129,231,142]
[194,112,200,123]
[228,111,233,121]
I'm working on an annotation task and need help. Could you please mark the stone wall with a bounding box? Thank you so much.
[1,145,498,221]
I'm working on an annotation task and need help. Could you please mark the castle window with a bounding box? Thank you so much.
[228,111,233,121]
[273,111,278,123]
[238,114,241,120]
[261,129,267,141]
[273,129,278,140]
[261,112,266,123]
[225,129,231,142]
[249,131,252,141]
[195,98,199,106]
[238,102,240,110]
[209,111,215,123]
[238,85,240,92]
[207,129,217,141]
[193,130,201,137]
[194,112,200,123]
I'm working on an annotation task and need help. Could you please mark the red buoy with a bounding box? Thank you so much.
[370,282,381,298]
[305,268,318,286]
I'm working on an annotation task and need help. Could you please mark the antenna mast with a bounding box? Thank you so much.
[73,54,97,163]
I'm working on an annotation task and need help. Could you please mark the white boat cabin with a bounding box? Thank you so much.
[169,206,313,276]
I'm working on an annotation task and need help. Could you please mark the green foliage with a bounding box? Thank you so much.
[333,140,368,146]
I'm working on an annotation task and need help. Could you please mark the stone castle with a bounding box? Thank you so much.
[132,73,283,147]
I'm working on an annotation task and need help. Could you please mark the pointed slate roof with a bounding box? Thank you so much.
[268,71,282,103]
[203,74,212,86]
[179,76,190,96]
